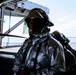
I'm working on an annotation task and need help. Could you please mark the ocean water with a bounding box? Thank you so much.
[2,37,26,46]
[68,37,76,42]
[2,36,76,47]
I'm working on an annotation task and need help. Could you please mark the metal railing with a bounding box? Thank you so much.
[0,33,27,48]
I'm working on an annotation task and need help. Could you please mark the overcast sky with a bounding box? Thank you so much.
[29,0,76,37]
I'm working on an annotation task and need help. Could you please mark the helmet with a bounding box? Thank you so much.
[25,8,54,27]
[25,8,54,35]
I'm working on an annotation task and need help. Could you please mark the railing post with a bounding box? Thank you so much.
[0,5,5,47]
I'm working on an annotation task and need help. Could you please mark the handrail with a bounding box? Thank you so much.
[0,33,26,38]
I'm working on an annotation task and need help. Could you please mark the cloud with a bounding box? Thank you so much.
[58,13,71,22]
[58,15,69,21]
[51,20,76,37]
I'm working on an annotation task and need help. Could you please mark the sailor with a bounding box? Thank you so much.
[13,8,66,75]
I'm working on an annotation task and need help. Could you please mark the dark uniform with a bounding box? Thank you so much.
[13,8,66,75]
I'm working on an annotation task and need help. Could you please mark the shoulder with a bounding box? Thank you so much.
[48,34,63,49]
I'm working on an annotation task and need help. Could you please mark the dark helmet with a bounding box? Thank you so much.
[25,8,54,34]
[25,8,54,27]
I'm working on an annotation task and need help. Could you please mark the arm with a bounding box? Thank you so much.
[13,39,30,75]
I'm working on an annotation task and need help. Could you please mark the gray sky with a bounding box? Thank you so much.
[29,0,76,37]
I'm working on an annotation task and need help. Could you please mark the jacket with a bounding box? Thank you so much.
[13,30,66,75]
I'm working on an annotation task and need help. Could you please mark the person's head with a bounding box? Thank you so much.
[25,8,54,35]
